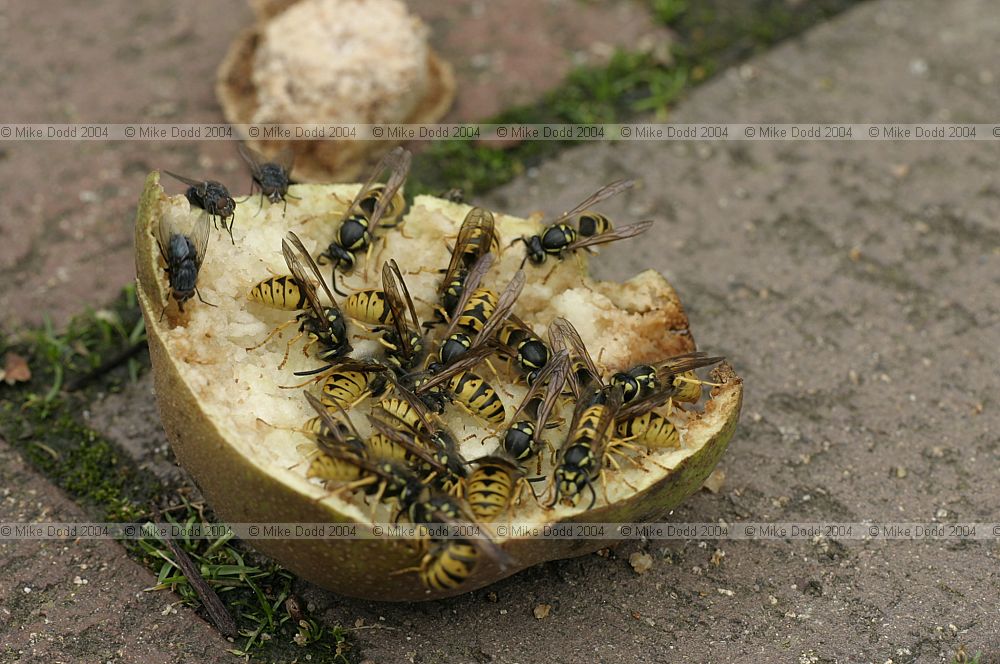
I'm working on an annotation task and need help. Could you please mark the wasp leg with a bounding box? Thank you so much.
[246,318,298,352]
[278,329,306,369]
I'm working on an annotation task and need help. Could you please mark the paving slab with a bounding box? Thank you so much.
[0,438,233,664]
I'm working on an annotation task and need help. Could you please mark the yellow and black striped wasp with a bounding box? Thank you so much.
[379,259,426,373]
[358,180,407,229]
[237,143,296,214]
[466,349,571,521]
[368,408,469,497]
[546,316,603,396]
[512,179,653,267]
[413,263,527,426]
[426,207,499,330]
[247,231,352,370]
[302,391,449,516]
[394,486,513,591]
[315,358,393,412]
[613,354,725,450]
[547,383,626,510]
[163,170,237,244]
[154,209,213,319]
[609,351,724,407]
[319,147,412,294]
[496,314,552,385]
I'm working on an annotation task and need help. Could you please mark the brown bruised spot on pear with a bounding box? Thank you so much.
[134,171,743,601]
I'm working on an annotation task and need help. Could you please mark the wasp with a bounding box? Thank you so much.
[163,170,237,244]
[248,232,352,370]
[154,210,213,318]
[424,209,498,331]
[319,147,412,293]
[248,275,308,311]
[372,378,470,493]
[302,392,447,515]
[512,180,653,267]
[467,351,571,520]
[547,316,603,396]
[496,315,552,384]
[426,252,496,372]
[414,265,526,426]
[396,488,513,591]
[237,143,296,214]
[343,289,393,327]
[612,357,725,450]
[357,181,407,228]
[378,259,426,373]
[317,358,392,411]
[609,351,724,407]
[368,410,468,496]
[547,385,625,510]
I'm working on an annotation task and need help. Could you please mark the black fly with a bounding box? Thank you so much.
[237,143,296,214]
[154,211,213,319]
[163,171,237,244]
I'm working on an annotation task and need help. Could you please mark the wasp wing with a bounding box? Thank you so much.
[563,220,654,253]
[548,179,635,227]
[382,259,421,361]
[439,208,496,296]
[343,147,412,225]
[548,317,601,392]
[282,233,328,324]
[302,391,365,456]
[420,500,514,571]
[441,252,494,339]
[366,415,449,475]
[652,352,726,377]
[468,269,525,348]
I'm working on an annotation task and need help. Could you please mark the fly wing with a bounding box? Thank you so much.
[188,211,212,268]
[163,170,209,197]
[272,145,296,174]
[236,143,267,179]
[548,179,635,227]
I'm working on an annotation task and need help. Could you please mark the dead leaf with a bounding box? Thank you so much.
[702,468,725,494]
[2,353,31,385]
[533,603,551,620]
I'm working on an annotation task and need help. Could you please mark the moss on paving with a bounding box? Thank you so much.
[0,289,353,662]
